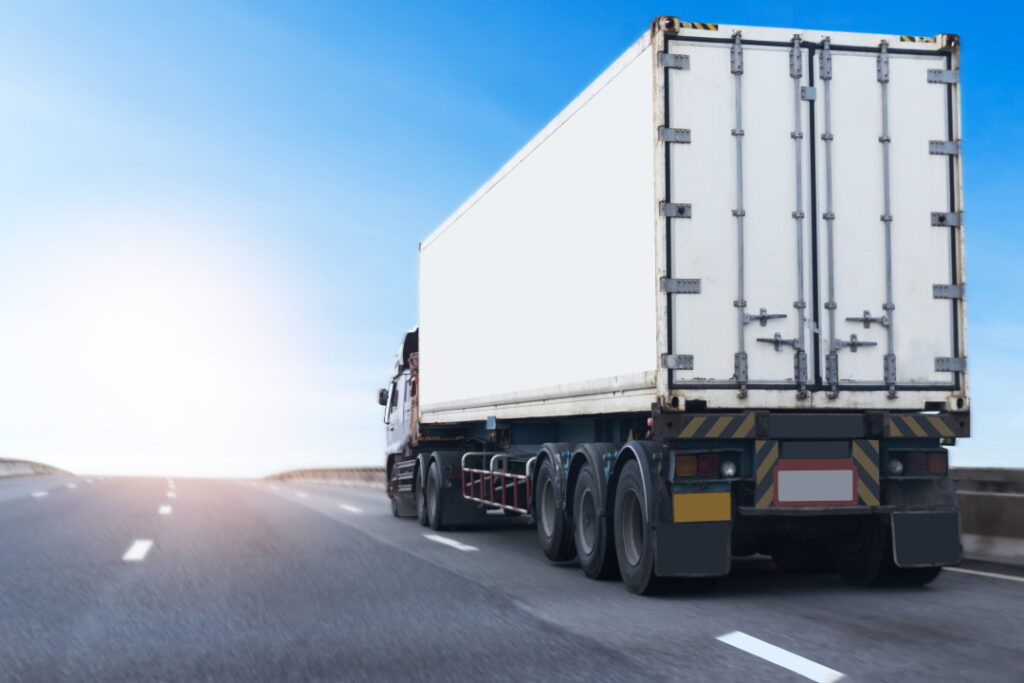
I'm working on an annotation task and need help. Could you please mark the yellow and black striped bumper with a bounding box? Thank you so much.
[653,411,969,440]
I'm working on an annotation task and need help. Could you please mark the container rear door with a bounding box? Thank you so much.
[662,33,960,400]
[664,36,816,394]
[814,41,959,395]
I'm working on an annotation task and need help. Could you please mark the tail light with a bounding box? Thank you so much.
[697,454,720,476]
[676,455,697,477]
[892,450,947,475]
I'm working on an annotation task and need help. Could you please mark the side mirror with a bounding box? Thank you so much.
[378,388,388,406]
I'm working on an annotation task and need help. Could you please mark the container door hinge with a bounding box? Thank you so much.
[932,212,963,227]
[659,53,690,70]
[884,354,898,398]
[929,140,961,155]
[658,127,691,144]
[927,69,958,84]
[936,357,967,372]
[800,86,817,101]
[933,284,965,299]
[734,352,748,398]
[660,202,692,218]
[662,354,694,370]
[825,352,839,398]
[795,351,809,398]
[661,277,701,293]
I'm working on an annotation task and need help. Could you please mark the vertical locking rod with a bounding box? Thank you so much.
[877,41,897,398]
[731,32,748,398]
[790,35,809,398]
[820,38,840,398]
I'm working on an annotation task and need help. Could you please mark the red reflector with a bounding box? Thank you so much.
[928,452,947,473]
[907,452,928,474]
[697,454,719,476]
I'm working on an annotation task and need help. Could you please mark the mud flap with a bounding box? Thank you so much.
[892,511,962,567]
[655,521,731,577]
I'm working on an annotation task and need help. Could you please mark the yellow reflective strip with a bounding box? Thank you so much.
[903,415,929,438]
[851,442,879,484]
[673,492,731,522]
[857,479,880,507]
[733,412,755,438]
[929,416,954,438]
[679,417,705,439]
[888,418,904,438]
[705,416,733,439]
[756,485,774,509]
[755,443,779,484]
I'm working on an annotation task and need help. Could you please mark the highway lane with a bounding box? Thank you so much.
[2,475,1021,682]
[0,476,654,682]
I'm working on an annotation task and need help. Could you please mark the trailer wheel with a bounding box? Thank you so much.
[831,517,941,587]
[415,465,429,527]
[613,459,659,594]
[426,460,445,530]
[573,462,619,580]
[535,458,575,562]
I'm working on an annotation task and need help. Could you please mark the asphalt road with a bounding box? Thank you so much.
[1,475,1021,682]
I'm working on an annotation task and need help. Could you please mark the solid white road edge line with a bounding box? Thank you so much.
[158,505,172,515]
[423,534,479,552]
[339,504,362,513]
[716,631,844,683]
[946,566,1024,583]
[31,491,48,498]
[123,540,154,562]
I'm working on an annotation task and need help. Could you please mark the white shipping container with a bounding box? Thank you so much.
[419,18,966,424]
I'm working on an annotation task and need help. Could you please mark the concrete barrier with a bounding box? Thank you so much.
[0,458,68,479]
[267,467,386,489]
[953,468,1024,567]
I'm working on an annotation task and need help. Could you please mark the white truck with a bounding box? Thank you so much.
[379,17,968,594]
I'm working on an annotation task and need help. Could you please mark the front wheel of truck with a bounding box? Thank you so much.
[613,459,659,595]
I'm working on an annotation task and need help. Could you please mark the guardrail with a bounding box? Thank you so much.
[953,468,1024,567]
[0,458,68,479]
[266,467,386,488]
[266,465,1022,565]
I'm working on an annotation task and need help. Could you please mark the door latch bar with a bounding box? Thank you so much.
[846,310,889,329]
[743,308,787,327]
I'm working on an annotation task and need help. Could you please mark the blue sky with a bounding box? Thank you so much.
[0,1,1019,476]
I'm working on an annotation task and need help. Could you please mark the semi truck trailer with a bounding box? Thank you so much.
[379,17,968,594]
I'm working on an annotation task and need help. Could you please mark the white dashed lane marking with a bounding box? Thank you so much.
[123,540,154,562]
[423,534,479,552]
[167,491,176,498]
[31,491,48,498]
[339,504,362,514]
[66,483,77,489]
[717,631,844,683]
[946,567,1024,584]
[158,505,172,515]
[295,491,309,499]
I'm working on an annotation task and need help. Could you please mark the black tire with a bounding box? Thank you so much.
[831,517,942,587]
[415,464,429,527]
[771,542,834,573]
[390,495,401,518]
[573,462,619,580]
[613,459,660,595]
[426,460,445,530]
[535,458,575,562]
